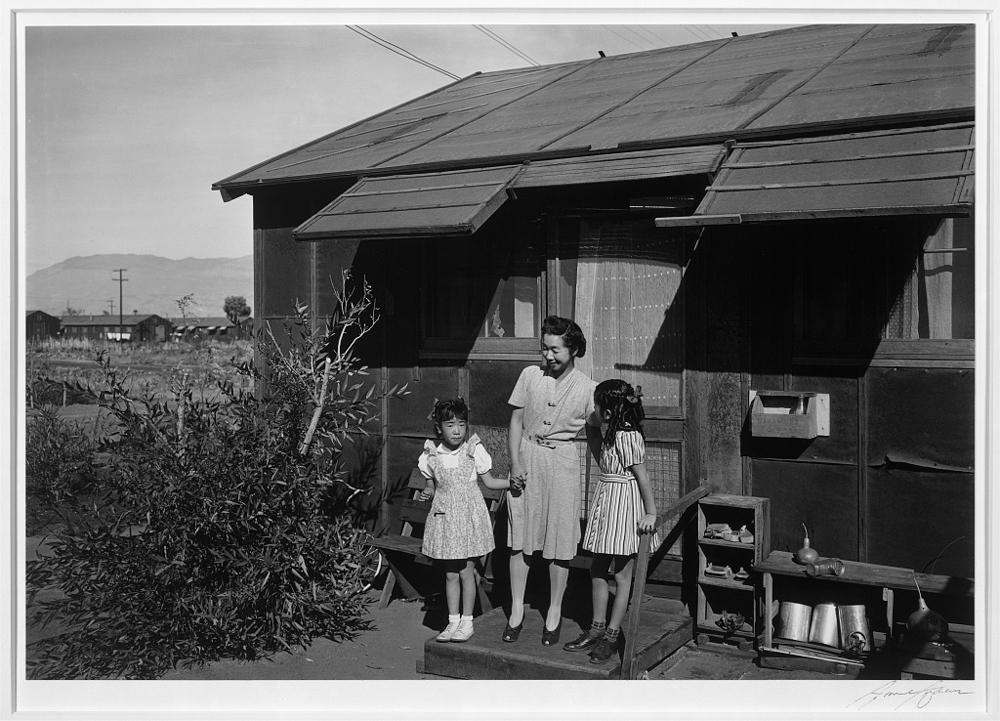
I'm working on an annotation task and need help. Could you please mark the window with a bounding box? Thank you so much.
[560,218,685,415]
[421,224,544,355]
[885,217,974,340]
[797,216,974,362]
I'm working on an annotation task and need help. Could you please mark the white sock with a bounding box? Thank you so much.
[448,614,460,624]
[460,615,473,622]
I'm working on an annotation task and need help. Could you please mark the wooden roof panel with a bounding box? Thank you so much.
[703,178,968,214]
[397,124,588,164]
[293,166,522,240]
[545,100,790,151]
[216,24,975,192]
[693,123,974,220]
[747,73,974,130]
[512,145,725,187]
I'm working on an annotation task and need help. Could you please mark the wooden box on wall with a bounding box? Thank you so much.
[750,391,830,439]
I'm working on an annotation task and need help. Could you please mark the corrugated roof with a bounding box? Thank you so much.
[656,122,974,225]
[168,316,237,325]
[60,314,165,326]
[215,24,973,196]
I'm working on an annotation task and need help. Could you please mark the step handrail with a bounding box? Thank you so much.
[621,482,714,680]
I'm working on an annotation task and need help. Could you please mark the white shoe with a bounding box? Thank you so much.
[436,620,460,643]
[450,619,474,643]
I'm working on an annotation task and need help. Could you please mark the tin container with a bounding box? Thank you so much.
[808,602,841,648]
[838,604,871,654]
[777,601,812,642]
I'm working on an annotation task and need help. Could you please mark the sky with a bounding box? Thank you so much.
[23,20,794,275]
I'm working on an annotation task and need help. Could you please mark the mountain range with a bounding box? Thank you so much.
[26,254,253,319]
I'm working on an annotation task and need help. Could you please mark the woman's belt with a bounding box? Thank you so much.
[522,432,573,449]
[598,473,635,484]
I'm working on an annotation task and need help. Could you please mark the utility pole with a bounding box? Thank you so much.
[113,268,128,342]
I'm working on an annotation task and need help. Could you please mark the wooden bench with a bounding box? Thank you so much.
[370,468,504,613]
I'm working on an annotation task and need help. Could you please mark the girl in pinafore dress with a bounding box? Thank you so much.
[564,379,660,664]
[418,398,514,643]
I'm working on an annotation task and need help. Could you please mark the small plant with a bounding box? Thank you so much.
[25,405,97,535]
[27,273,408,679]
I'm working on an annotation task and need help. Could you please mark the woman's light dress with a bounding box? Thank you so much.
[582,430,661,556]
[507,365,596,561]
[418,434,495,560]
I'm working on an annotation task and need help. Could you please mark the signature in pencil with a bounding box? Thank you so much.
[848,680,973,710]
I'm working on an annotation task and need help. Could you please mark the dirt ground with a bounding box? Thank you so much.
[26,534,837,683]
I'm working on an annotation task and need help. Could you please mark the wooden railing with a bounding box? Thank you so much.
[621,483,714,680]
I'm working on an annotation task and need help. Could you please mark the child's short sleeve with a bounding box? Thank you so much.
[417,449,434,480]
[616,431,645,468]
[473,443,493,475]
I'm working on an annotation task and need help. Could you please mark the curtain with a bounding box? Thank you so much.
[886,219,955,340]
[573,220,683,408]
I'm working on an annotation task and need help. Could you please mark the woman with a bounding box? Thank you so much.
[503,316,597,645]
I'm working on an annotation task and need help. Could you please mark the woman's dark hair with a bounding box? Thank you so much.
[594,379,645,448]
[430,397,469,435]
[540,316,587,358]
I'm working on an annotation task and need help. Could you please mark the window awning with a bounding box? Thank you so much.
[655,123,974,228]
[513,145,726,188]
[294,145,727,241]
[293,166,523,240]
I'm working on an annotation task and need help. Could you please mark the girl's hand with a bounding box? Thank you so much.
[638,513,656,534]
[510,474,526,492]
[419,486,435,502]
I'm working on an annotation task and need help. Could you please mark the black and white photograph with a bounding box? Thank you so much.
[4,3,997,718]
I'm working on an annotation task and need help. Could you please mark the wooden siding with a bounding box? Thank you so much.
[739,223,974,572]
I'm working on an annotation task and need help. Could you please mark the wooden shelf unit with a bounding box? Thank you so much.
[695,494,770,645]
[754,551,974,677]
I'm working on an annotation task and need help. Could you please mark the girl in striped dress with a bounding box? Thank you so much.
[565,379,660,664]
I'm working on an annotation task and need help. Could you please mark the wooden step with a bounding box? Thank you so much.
[421,598,692,680]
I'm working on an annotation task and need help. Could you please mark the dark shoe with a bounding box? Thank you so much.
[563,630,601,652]
[502,621,523,643]
[541,620,562,646]
[589,636,616,664]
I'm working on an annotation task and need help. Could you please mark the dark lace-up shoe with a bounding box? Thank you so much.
[563,631,601,652]
[589,636,616,664]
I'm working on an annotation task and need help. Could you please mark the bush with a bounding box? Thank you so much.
[25,406,97,535]
[26,274,407,679]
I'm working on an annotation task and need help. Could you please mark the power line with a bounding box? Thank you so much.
[630,25,669,48]
[682,25,714,43]
[622,25,658,49]
[641,26,673,46]
[474,25,539,66]
[602,25,647,51]
[347,26,461,80]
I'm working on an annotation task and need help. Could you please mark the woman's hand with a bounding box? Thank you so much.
[638,513,656,534]
[510,461,527,493]
[419,486,435,502]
